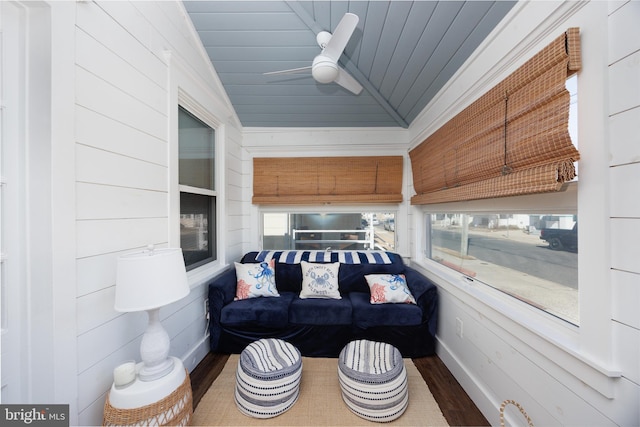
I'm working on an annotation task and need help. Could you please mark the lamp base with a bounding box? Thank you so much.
[139,357,175,382]
[138,308,174,382]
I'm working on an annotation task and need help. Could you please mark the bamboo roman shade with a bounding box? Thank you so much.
[252,156,403,205]
[410,28,581,205]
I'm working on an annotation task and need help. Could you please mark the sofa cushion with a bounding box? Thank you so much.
[289,297,353,325]
[365,273,416,304]
[220,292,295,327]
[300,261,341,299]
[349,292,422,328]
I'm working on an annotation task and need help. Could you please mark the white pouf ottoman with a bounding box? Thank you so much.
[338,339,409,422]
[235,338,302,418]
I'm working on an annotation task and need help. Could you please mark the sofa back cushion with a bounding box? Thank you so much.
[241,251,406,294]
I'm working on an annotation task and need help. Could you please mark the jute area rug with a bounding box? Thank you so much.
[192,354,449,426]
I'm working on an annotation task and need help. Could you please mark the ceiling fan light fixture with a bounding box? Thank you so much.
[312,56,339,83]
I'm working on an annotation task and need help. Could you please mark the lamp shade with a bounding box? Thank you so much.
[115,247,189,312]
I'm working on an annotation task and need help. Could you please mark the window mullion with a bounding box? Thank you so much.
[179,184,215,197]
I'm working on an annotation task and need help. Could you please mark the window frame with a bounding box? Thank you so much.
[177,105,217,270]
[258,206,399,253]
[170,87,225,286]
[419,184,579,319]
[411,181,620,397]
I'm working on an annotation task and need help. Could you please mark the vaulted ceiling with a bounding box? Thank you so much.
[183,1,516,128]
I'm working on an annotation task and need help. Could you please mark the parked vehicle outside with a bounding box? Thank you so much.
[540,222,578,251]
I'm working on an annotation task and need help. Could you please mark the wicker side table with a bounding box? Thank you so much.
[103,358,192,426]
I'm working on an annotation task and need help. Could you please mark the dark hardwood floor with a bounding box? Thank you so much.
[190,352,489,426]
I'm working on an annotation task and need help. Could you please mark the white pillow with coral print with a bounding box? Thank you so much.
[364,273,416,304]
[234,260,280,300]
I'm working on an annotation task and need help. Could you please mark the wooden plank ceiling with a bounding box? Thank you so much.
[183,1,516,128]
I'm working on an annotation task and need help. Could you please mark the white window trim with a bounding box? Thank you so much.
[411,183,620,398]
[258,205,401,253]
[166,53,226,288]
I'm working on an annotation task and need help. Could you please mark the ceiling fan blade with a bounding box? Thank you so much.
[322,13,359,63]
[334,67,363,95]
[263,65,312,76]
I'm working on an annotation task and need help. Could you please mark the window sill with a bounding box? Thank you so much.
[411,258,622,398]
[187,259,228,289]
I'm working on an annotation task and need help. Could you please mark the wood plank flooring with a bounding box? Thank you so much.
[190,352,489,426]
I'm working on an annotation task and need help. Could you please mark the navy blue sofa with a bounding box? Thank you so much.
[207,250,438,357]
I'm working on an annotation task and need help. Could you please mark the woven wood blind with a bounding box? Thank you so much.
[410,28,581,205]
[252,156,403,204]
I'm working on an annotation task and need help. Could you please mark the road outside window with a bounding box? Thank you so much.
[428,213,578,324]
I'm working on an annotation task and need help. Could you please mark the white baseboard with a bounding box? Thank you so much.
[182,334,211,373]
[436,337,502,426]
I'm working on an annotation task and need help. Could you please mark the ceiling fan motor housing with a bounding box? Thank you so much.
[312,55,339,83]
[316,31,332,49]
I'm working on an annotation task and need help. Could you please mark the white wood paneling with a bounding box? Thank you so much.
[437,290,615,427]
[76,286,118,336]
[77,310,147,374]
[610,163,640,217]
[77,335,141,415]
[76,252,119,297]
[612,320,640,385]
[75,106,168,166]
[75,68,167,141]
[608,0,640,65]
[76,218,168,258]
[612,270,640,330]
[608,51,640,116]
[76,29,165,115]
[75,1,167,88]
[76,182,167,220]
[76,144,167,191]
[609,106,640,166]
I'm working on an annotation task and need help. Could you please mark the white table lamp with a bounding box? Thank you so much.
[115,246,189,381]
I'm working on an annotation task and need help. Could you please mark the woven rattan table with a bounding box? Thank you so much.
[103,357,192,426]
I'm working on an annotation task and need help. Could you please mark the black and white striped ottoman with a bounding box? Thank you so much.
[338,340,409,422]
[235,338,302,418]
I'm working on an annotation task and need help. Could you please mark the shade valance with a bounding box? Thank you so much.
[410,28,581,205]
[252,156,403,205]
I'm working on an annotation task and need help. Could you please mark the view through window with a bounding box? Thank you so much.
[428,213,578,324]
[178,106,217,269]
[262,212,396,252]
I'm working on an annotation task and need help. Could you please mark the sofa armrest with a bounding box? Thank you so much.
[404,266,439,337]
[207,267,237,352]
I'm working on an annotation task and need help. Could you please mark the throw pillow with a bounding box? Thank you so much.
[365,273,416,304]
[299,261,341,299]
[234,260,280,300]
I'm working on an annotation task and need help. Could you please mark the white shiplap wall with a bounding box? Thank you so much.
[608,0,640,402]
[406,1,640,426]
[72,2,243,425]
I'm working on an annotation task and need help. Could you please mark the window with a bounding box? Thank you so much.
[422,73,579,325]
[178,106,216,269]
[262,212,396,251]
[427,212,578,324]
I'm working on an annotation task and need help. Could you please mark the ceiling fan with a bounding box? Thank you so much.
[264,12,363,95]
